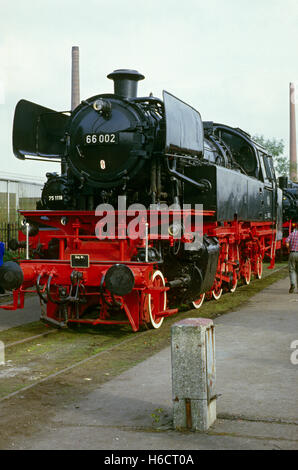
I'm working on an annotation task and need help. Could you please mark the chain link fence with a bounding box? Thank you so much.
[0,222,26,259]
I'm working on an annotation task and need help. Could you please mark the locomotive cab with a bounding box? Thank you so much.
[213,125,260,178]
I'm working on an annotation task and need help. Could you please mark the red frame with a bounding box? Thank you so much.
[0,210,277,331]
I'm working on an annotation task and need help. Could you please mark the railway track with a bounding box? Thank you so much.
[0,263,287,404]
[0,331,148,403]
[0,321,138,401]
[6,328,58,349]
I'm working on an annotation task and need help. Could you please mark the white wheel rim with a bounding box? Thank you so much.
[148,270,166,329]
[230,270,238,292]
[230,279,237,293]
[245,261,251,285]
[192,293,205,309]
[212,288,223,300]
[257,257,263,279]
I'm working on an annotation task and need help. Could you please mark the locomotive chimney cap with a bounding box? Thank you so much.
[107,69,145,82]
[107,69,145,98]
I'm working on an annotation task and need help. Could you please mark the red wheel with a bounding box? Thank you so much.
[212,285,223,300]
[255,256,263,279]
[148,270,166,329]
[192,293,205,309]
[229,270,238,293]
[243,259,251,285]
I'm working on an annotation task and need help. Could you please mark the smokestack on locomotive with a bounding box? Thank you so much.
[107,69,144,98]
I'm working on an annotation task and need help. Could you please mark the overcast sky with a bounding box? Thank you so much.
[0,0,297,179]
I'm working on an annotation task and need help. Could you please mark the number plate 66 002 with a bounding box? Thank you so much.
[84,133,118,145]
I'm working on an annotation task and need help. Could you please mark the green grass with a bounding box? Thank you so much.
[0,322,55,345]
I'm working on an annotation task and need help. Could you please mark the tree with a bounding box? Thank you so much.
[253,135,289,177]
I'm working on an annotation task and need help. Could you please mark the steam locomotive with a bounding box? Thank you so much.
[0,69,284,330]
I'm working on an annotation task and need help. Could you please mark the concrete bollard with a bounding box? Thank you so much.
[171,318,216,431]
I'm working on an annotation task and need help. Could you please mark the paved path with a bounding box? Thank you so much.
[0,295,40,331]
[2,276,298,450]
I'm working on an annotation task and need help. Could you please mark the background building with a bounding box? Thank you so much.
[0,172,44,223]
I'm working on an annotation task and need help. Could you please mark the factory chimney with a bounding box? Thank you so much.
[61,46,80,175]
[290,82,297,181]
[71,46,80,111]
